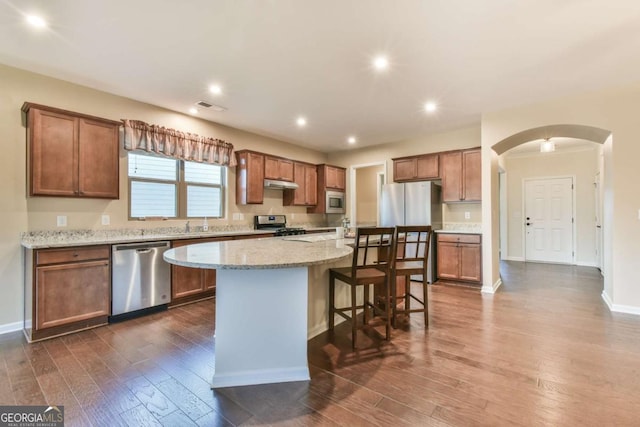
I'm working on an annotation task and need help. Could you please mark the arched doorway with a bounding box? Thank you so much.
[487,124,612,295]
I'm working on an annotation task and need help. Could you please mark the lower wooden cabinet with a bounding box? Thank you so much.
[170,237,227,306]
[436,233,482,284]
[25,245,111,342]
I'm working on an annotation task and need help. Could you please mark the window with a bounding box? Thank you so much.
[128,152,225,219]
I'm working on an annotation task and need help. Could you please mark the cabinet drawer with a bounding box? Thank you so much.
[37,246,110,265]
[437,234,481,244]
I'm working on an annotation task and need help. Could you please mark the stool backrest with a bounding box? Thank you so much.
[394,225,432,263]
[351,227,396,275]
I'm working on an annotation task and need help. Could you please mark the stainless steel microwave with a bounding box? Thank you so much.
[326,191,345,214]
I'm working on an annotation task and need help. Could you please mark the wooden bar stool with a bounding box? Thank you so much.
[390,225,432,327]
[328,227,395,348]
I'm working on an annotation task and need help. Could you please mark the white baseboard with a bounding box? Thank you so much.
[211,366,310,388]
[504,256,525,262]
[576,261,598,267]
[482,277,502,294]
[602,291,640,315]
[0,321,23,336]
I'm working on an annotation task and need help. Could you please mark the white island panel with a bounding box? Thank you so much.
[212,268,310,388]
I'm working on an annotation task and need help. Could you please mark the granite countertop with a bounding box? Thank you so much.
[163,233,353,270]
[20,228,277,249]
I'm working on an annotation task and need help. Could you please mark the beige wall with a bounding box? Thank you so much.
[355,165,383,225]
[443,203,482,223]
[482,81,640,311]
[0,64,329,327]
[503,147,598,265]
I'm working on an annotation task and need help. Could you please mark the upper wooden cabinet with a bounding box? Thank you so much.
[264,155,294,182]
[319,164,346,191]
[23,103,120,199]
[441,148,481,202]
[283,162,318,206]
[235,150,265,205]
[393,153,439,182]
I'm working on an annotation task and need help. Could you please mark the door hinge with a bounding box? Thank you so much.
[571,184,574,190]
[572,218,574,223]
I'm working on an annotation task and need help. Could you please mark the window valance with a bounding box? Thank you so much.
[122,119,236,166]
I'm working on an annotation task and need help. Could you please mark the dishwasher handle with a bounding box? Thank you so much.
[136,248,153,254]
[113,241,170,251]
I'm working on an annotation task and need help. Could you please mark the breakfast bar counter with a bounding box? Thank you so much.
[163,235,352,388]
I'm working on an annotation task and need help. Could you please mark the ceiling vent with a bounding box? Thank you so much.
[195,100,227,112]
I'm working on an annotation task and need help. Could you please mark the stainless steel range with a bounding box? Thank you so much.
[254,215,306,236]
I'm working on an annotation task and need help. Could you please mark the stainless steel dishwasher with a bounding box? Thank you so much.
[111,241,171,320]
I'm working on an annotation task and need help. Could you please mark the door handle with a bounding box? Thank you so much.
[526,222,532,226]
[136,248,153,254]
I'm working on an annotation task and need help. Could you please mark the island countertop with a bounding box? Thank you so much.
[163,234,353,270]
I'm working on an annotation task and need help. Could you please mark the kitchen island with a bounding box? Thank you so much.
[163,234,352,388]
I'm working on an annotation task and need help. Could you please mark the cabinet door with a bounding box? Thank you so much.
[78,118,119,198]
[29,108,78,197]
[284,162,311,206]
[204,270,217,290]
[416,154,439,179]
[279,159,294,181]
[171,264,205,299]
[462,149,481,201]
[36,260,110,330]
[236,151,264,204]
[326,166,346,190]
[305,164,318,205]
[393,158,417,182]
[437,241,460,280]
[264,156,279,180]
[265,157,294,181]
[441,151,462,202]
[459,244,482,282]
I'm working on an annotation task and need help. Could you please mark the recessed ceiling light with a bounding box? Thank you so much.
[424,101,437,113]
[373,56,389,71]
[209,84,222,95]
[26,14,47,29]
[189,107,198,114]
[296,117,307,127]
[347,136,357,144]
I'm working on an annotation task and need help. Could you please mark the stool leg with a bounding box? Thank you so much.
[405,275,411,316]
[423,279,429,327]
[390,272,397,328]
[329,272,335,331]
[351,284,358,348]
[384,277,391,340]
[363,284,369,324]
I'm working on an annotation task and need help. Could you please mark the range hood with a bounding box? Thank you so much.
[264,179,299,190]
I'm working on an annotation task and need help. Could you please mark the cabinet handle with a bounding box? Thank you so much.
[73,253,79,257]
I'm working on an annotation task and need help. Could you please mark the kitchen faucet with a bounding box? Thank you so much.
[185,221,191,232]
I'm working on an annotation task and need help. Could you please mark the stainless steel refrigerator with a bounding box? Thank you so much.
[380,181,442,282]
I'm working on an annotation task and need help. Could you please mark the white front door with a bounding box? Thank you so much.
[524,177,574,264]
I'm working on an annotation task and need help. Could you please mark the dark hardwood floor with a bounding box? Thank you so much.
[2,261,640,426]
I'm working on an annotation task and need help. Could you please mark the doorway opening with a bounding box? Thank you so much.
[348,162,386,227]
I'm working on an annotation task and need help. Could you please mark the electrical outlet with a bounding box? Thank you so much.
[56,215,67,227]
[101,214,110,225]
[464,211,471,220]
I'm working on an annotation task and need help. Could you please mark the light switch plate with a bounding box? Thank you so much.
[464,211,471,220]
[101,214,110,225]
[56,215,67,227]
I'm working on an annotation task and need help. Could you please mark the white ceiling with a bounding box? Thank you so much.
[2,1,640,153]
[503,137,597,157]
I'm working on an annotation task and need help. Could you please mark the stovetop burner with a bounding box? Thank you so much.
[274,227,306,236]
